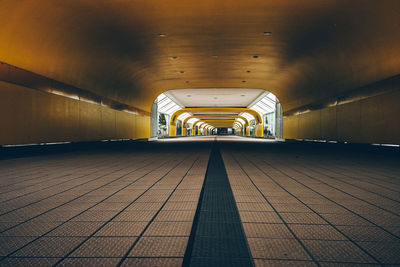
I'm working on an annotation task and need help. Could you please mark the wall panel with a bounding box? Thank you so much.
[283,116,298,139]
[0,81,150,145]
[299,111,321,140]
[320,107,337,141]
[101,107,116,139]
[283,90,400,144]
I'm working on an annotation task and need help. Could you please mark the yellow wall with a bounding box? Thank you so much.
[0,81,150,145]
[283,90,400,144]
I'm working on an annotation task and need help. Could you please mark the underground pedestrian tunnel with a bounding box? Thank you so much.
[0,1,399,266]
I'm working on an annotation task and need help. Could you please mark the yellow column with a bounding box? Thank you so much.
[256,124,263,137]
[169,125,176,137]
[182,127,187,137]
[246,126,250,136]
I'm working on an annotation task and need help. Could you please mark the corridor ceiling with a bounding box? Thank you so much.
[164,88,266,108]
[1,0,399,112]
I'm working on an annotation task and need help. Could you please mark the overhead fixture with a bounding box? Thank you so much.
[246,70,251,73]
[214,97,218,99]
[159,33,167,37]
[187,95,191,97]
[253,55,259,59]
[241,95,246,97]
[185,81,190,83]
[211,55,218,58]
[171,56,178,59]
[179,71,185,74]
[263,32,272,35]
[242,81,247,83]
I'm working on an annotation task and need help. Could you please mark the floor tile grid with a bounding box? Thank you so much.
[0,154,160,227]
[1,153,159,195]
[0,170,119,212]
[0,152,129,186]
[286,163,400,215]
[0,153,173,249]
[0,153,130,199]
[248,153,400,265]
[232,152,383,265]
[0,156,180,264]
[253,153,399,208]
[0,153,159,221]
[314,159,400,188]
[53,152,202,266]
[221,151,319,266]
[275,156,400,199]
[246,150,399,186]
[0,158,69,182]
[0,153,152,213]
[0,169,72,193]
[305,162,400,201]
[0,152,179,261]
[258,157,400,239]
[122,153,210,265]
[297,163,400,202]
[271,158,400,204]
[0,153,119,186]
[334,154,400,176]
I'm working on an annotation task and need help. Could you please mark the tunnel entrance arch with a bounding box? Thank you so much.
[150,88,283,139]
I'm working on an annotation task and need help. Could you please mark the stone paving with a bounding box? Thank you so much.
[0,136,399,266]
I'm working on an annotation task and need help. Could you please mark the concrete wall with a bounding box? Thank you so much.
[283,89,400,144]
[0,81,150,145]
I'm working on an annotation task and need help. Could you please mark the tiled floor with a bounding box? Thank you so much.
[0,144,209,266]
[221,138,400,266]
[0,136,399,266]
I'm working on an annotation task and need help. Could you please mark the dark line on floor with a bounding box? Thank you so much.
[182,141,253,267]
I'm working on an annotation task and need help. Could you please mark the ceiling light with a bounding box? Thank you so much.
[187,95,191,97]
[242,81,247,83]
[253,55,259,59]
[179,71,184,74]
[171,56,178,59]
[214,97,218,99]
[263,32,272,36]
[185,81,190,83]
[159,33,167,37]
[241,95,246,97]
[246,70,251,73]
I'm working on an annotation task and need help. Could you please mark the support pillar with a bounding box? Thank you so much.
[169,125,176,137]
[256,124,263,137]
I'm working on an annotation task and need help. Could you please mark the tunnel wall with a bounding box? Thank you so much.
[283,83,400,144]
[0,81,150,145]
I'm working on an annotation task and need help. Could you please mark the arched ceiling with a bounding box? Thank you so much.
[1,0,399,112]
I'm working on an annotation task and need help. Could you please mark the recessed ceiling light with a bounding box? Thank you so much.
[246,70,251,73]
[214,97,218,99]
[242,81,247,83]
[179,71,184,74]
[263,32,272,35]
[185,81,190,83]
[171,56,178,59]
[159,33,167,37]
[187,95,191,97]
[241,94,246,97]
[253,55,259,58]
